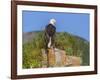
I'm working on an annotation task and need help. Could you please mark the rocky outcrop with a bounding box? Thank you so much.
[41,48,82,67]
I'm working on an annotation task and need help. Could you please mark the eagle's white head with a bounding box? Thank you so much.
[49,18,56,26]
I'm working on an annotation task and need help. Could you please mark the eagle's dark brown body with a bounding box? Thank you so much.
[44,24,56,51]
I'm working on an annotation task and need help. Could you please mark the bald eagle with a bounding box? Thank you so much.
[44,19,56,52]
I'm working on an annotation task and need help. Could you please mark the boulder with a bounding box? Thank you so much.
[66,56,82,66]
[41,48,82,67]
[48,48,55,67]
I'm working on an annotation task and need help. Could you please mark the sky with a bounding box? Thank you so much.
[22,10,90,41]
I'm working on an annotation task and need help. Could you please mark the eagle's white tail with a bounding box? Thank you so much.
[48,37,51,48]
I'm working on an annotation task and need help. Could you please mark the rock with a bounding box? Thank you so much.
[55,48,62,66]
[48,48,55,67]
[66,56,82,66]
[54,48,67,67]
[41,48,82,67]
[60,50,67,66]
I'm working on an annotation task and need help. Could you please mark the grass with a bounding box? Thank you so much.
[22,31,89,68]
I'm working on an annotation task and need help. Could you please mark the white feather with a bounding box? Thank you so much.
[49,18,56,26]
[48,37,51,48]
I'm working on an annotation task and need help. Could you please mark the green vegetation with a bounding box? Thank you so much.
[55,32,89,65]
[23,32,44,68]
[23,31,89,68]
